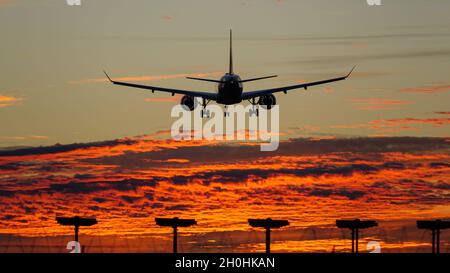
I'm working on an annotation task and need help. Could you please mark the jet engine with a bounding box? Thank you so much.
[181,95,197,111]
[258,94,277,110]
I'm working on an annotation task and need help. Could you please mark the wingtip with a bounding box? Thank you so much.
[346,66,356,78]
[103,70,113,82]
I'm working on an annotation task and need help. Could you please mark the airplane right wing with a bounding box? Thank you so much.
[104,71,218,101]
[241,67,355,100]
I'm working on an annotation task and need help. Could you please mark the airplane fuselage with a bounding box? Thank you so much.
[216,73,243,105]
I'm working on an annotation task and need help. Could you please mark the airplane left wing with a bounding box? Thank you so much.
[241,67,355,100]
[104,71,218,101]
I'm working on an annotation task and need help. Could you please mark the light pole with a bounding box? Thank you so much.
[155,217,197,253]
[417,219,450,253]
[248,218,289,253]
[336,219,378,253]
[56,216,97,251]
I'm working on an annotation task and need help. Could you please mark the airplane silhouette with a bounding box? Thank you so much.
[104,30,355,117]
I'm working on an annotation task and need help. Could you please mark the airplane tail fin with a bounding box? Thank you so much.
[229,29,233,74]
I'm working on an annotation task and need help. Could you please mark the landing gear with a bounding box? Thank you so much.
[249,97,259,117]
[224,105,230,117]
[201,98,211,118]
[249,108,259,117]
[201,109,210,118]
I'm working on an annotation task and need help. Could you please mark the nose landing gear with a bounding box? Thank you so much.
[224,105,231,117]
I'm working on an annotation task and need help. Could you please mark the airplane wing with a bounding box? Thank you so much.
[104,71,218,101]
[241,67,355,100]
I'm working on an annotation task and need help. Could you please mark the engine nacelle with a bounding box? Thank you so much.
[258,94,277,110]
[181,95,197,111]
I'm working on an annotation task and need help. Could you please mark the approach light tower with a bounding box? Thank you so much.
[417,219,450,254]
[155,217,197,253]
[248,218,289,254]
[56,216,98,242]
[336,219,378,253]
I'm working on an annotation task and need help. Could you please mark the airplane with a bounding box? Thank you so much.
[104,30,355,117]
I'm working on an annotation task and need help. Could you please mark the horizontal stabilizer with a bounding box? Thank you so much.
[239,75,277,83]
[186,77,224,83]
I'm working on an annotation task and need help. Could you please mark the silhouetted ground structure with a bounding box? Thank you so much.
[248,218,289,253]
[417,219,450,253]
[336,219,378,253]
[155,217,196,253]
[56,216,98,243]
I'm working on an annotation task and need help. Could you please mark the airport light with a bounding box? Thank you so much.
[336,219,378,253]
[417,219,450,253]
[155,217,197,253]
[248,218,289,253]
[56,216,98,243]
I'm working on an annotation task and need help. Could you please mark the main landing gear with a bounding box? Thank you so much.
[201,98,211,118]
[248,98,259,117]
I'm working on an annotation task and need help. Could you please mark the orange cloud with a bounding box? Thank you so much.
[323,87,334,93]
[0,136,448,252]
[332,114,450,133]
[29,135,49,139]
[0,95,22,108]
[400,84,450,94]
[0,135,48,141]
[371,117,450,128]
[350,98,414,111]
[435,111,450,116]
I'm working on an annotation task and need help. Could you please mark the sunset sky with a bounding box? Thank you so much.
[0,0,449,253]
